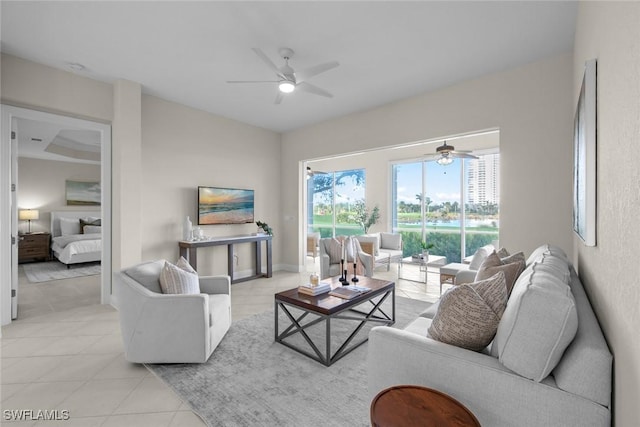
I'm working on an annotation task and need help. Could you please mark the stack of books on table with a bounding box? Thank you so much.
[298,282,331,296]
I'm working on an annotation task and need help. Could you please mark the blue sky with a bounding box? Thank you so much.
[395,160,462,205]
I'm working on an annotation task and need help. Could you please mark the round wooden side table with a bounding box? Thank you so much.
[370,385,481,427]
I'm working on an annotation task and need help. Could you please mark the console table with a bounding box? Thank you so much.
[179,234,272,284]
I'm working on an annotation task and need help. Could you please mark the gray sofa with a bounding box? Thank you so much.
[368,244,612,426]
[114,260,231,364]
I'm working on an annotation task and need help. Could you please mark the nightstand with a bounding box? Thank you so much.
[18,232,51,263]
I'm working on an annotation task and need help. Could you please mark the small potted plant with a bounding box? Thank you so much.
[421,240,435,258]
[256,220,273,236]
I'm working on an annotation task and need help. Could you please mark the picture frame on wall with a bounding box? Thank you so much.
[573,59,597,246]
[66,180,101,206]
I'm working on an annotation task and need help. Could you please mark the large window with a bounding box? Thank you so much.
[392,153,499,262]
[307,168,365,237]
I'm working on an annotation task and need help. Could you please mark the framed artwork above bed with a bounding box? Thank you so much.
[66,180,101,206]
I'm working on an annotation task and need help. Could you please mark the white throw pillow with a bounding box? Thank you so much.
[159,261,200,294]
[176,256,197,275]
[380,232,402,250]
[59,217,81,236]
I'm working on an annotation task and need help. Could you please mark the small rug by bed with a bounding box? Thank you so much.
[22,261,101,283]
[146,295,431,427]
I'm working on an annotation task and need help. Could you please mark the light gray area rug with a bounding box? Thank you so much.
[147,295,430,427]
[22,261,101,283]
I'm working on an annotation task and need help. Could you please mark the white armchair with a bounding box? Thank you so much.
[114,260,231,364]
[319,237,373,280]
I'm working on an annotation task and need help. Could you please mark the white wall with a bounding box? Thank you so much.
[283,53,574,269]
[140,95,282,276]
[573,3,640,425]
[17,157,101,234]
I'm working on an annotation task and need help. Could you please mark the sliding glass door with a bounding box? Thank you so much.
[392,153,499,262]
[307,168,365,237]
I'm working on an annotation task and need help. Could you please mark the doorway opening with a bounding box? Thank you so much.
[1,105,112,325]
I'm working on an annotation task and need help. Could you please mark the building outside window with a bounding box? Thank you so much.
[392,152,499,262]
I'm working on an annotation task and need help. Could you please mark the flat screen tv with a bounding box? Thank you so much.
[198,186,255,225]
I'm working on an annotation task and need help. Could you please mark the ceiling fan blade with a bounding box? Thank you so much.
[226,80,278,83]
[296,61,339,82]
[451,152,479,159]
[297,81,333,98]
[274,92,284,105]
[252,48,285,79]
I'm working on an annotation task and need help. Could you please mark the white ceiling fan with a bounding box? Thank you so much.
[227,48,339,104]
[434,141,478,165]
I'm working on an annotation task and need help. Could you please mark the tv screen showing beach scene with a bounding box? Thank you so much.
[198,186,255,225]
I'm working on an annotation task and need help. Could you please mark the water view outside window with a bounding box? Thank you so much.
[308,169,365,237]
[392,154,499,262]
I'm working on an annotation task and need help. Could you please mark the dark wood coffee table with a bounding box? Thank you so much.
[274,276,395,366]
[370,385,480,426]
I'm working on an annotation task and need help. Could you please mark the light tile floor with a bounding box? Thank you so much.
[1,259,449,426]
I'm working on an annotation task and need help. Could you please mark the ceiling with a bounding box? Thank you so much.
[1,1,577,133]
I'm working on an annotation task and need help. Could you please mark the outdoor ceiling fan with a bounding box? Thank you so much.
[227,48,339,104]
[434,141,478,165]
[306,166,328,179]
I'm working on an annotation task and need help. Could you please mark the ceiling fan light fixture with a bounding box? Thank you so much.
[278,80,295,93]
[437,156,454,166]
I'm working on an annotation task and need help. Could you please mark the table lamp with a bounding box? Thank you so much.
[19,209,39,233]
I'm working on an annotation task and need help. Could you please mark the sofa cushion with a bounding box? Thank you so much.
[428,272,507,352]
[419,300,440,319]
[552,268,613,407]
[440,262,469,276]
[526,243,569,266]
[468,244,494,270]
[159,261,200,295]
[124,259,165,293]
[476,252,525,296]
[491,258,578,381]
[380,232,401,250]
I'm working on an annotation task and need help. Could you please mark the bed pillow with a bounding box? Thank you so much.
[159,261,200,295]
[59,218,81,236]
[80,218,101,234]
[83,225,102,234]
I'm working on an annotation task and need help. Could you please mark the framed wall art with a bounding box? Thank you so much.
[66,180,101,206]
[573,59,597,246]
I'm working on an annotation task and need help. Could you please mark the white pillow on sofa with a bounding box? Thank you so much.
[159,260,200,295]
[380,232,401,250]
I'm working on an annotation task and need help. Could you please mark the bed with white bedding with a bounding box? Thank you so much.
[50,211,102,267]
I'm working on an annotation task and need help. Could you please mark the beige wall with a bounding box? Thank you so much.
[283,53,574,269]
[573,3,640,425]
[140,95,282,276]
[16,157,101,234]
[1,54,112,123]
